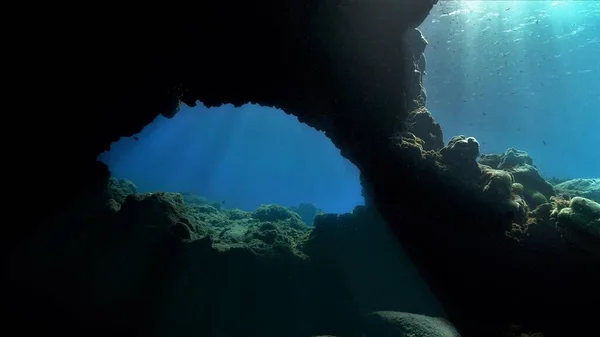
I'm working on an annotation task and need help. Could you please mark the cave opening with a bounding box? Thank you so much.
[98,102,364,223]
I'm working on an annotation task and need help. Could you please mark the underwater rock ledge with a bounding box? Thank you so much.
[9,177,446,337]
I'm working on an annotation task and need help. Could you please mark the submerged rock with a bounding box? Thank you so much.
[481,166,521,215]
[106,177,137,204]
[478,153,503,169]
[252,204,303,223]
[441,135,480,165]
[556,197,600,257]
[363,311,460,337]
[479,147,554,209]
[497,147,534,169]
[407,106,444,151]
[554,178,600,203]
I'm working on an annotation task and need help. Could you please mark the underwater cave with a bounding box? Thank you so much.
[7,1,600,337]
[99,103,364,217]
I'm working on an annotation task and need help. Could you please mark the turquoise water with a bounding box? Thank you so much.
[421,0,599,178]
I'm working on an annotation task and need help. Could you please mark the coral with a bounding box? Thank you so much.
[511,183,524,197]
[505,223,528,243]
[550,195,570,213]
[106,177,137,204]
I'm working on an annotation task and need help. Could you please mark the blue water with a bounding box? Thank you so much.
[421,0,599,179]
[99,104,364,214]
[100,1,599,214]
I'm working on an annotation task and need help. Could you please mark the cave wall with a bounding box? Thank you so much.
[13,0,436,238]
[9,0,440,334]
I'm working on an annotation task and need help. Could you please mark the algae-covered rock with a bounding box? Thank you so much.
[441,135,480,165]
[497,147,534,169]
[107,177,137,204]
[241,221,309,257]
[180,192,210,205]
[507,164,554,197]
[407,106,444,151]
[530,191,548,209]
[252,204,303,222]
[481,167,520,214]
[227,208,251,220]
[187,203,230,228]
[511,183,524,197]
[478,148,554,209]
[556,197,600,257]
[478,153,503,169]
[363,311,460,337]
[121,192,203,238]
[554,178,600,203]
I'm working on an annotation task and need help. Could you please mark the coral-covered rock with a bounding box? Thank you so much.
[478,153,503,169]
[506,164,554,206]
[480,167,520,214]
[556,197,600,257]
[441,135,480,165]
[363,311,460,337]
[407,106,444,150]
[481,147,554,209]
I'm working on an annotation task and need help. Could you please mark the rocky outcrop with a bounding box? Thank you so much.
[363,311,460,337]
[554,178,600,203]
[8,180,444,337]
[479,147,554,209]
[555,196,600,257]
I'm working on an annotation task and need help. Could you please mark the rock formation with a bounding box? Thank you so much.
[7,1,599,336]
